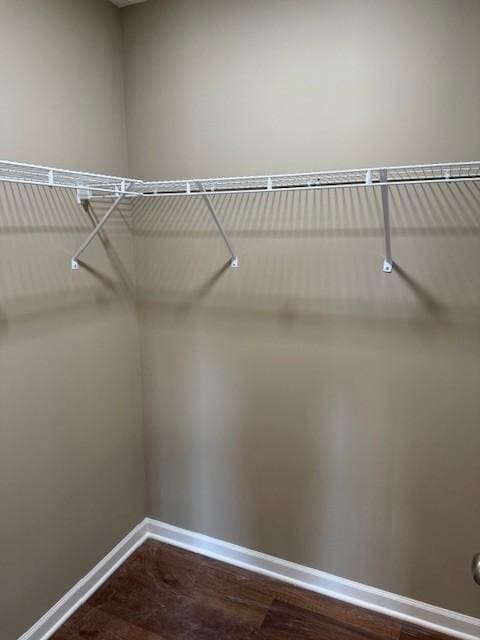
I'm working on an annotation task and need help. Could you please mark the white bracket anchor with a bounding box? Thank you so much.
[76,187,93,204]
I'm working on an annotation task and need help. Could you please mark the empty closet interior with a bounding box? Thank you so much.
[1,1,479,639]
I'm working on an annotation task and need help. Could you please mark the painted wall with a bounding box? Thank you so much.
[122,0,480,179]
[123,0,480,618]
[0,0,128,174]
[0,2,145,638]
[1,0,479,634]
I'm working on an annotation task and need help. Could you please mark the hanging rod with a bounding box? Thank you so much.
[138,160,480,198]
[1,159,479,273]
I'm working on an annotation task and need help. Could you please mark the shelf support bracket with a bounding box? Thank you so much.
[196,182,238,268]
[379,169,393,273]
[71,188,129,270]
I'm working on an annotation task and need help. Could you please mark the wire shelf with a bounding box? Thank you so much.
[0,160,144,196]
[1,158,479,273]
[140,161,480,197]
[1,160,479,199]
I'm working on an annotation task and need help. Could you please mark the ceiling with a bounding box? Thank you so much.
[109,0,149,8]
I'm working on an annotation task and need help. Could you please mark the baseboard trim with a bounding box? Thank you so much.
[19,517,480,640]
[17,519,149,640]
[147,518,480,640]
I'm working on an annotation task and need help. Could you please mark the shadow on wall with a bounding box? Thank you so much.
[0,183,135,343]
[133,181,480,329]
[133,180,480,616]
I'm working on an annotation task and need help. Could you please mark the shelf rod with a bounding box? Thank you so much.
[196,182,238,268]
[71,188,128,270]
[380,169,393,273]
[133,175,480,199]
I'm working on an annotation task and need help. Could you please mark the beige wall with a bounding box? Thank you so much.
[1,1,479,636]
[124,0,480,618]
[0,0,128,174]
[122,0,480,179]
[0,2,145,638]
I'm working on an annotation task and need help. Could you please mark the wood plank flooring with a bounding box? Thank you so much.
[52,539,454,640]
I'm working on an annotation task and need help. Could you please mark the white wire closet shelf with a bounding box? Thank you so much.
[1,159,479,272]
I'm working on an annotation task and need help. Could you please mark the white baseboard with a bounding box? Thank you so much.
[146,518,480,640]
[17,519,149,640]
[19,517,480,640]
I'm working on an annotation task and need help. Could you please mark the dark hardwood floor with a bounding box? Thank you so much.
[52,539,454,640]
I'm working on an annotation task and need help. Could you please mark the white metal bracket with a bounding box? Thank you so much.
[196,182,239,268]
[71,185,129,270]
[76,187,93,204]
[382,259,393,273]
[379,169,393,273]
